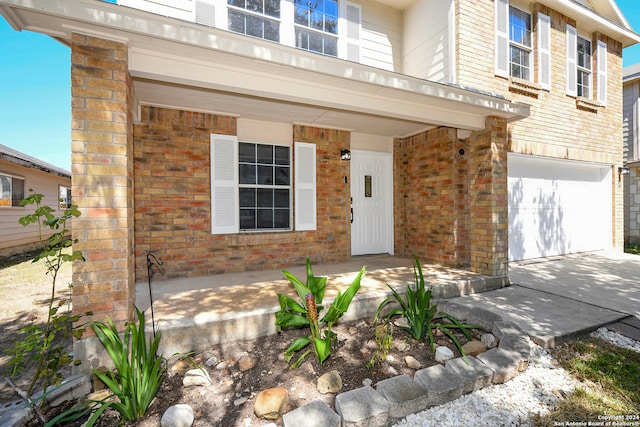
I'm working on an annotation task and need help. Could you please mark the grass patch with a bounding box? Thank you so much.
[535,337,640,426]
[625,244,640,255]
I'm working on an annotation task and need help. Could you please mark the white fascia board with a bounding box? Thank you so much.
[551,0,640,47]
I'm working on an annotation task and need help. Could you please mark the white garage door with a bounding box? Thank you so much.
[508,154,612,261]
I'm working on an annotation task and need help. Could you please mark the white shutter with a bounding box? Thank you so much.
[566,25,577,96]
[211,134,239,234]
[538,13,551,90]
[494,0,509,78]
[597,40,607,105]
[294,142,316,231]
[345,2,361,62]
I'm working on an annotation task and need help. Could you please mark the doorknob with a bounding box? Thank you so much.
[350,208,353,223]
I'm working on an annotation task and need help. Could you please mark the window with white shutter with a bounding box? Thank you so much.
[494,0,509,77]
[294,142,316,231]
[211,135,316,234]
[537,13,551,90]
[597,40,607,105]
[211,134,239,234]
[566,25,577,96]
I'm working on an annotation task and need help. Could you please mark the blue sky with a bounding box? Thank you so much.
[1,1,640,171]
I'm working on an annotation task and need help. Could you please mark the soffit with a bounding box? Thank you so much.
[0,0,530,136]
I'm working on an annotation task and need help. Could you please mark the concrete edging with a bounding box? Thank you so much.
[282,304,531,427]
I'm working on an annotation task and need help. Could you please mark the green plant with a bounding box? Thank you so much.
[374,254,478,359]
[46,307,166,426]
[6,192,86,410]
[275,258,365,368]
[366,321,394,369]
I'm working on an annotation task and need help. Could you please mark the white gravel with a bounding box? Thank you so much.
[394,328,640,427]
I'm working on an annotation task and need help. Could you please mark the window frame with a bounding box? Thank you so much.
[508,5,532,81]
[293,0,339,57]
[227,0,282,42]
[0,172,25,208]
[59,185,72,210]
[576,35,592,99]
[238,141,292,231]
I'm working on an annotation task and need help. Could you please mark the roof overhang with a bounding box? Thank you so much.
[0,0,530,137]
[542,0,640,47]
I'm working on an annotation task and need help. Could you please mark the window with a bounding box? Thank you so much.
[576,36,592,98]
[228,0,280,42]
[211,135,316,234]
[509,6,532,80]
[238,142,291,230]
[59,185,71,209]
[294,0,338,56]
[0,173,25,207]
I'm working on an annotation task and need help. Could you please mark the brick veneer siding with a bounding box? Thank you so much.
[394,127,471,268]
[469,116,509,276]
[134,106,351,281]
[71,34,135,331]
[456,0,624,250]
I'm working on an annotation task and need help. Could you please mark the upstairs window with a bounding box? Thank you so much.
[509,6,532,80]
[228,0,280,42]
[576,36,592,98]
[0,173,25,207]
[294,0,338,57]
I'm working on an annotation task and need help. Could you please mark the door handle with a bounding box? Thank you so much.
[350,208,353,223]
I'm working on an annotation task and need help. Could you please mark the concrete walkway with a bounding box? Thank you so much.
[448,251,640,347]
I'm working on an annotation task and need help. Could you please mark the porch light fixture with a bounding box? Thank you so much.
[340,149,351,161]
[619,166,630,182]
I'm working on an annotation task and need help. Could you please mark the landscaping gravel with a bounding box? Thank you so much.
[394,342,576,427]
[394,328,640,427]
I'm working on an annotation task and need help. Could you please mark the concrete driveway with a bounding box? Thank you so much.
[448,251,640,347]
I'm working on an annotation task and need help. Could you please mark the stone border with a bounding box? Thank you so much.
[282,303,531,427]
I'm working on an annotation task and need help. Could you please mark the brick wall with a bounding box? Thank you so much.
[71,34,134,330]
[457,0,625,250]
[394,127,471,268]
[133,106,351,281]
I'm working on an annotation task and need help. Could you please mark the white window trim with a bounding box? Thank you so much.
[576,34,592,99]
[0,172,25,208]
[508,5,533,81]
[210,134,317,234]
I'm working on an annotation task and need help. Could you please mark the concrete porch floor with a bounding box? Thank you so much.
[134,255,508,355]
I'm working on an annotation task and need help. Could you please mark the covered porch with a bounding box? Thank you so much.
[133,255,507,355]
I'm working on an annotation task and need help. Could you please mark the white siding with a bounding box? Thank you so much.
[623,81,638,162]
[0,160,72,252]
[118,0,195,21]
[402,0,453,82]
[357,1,403,72]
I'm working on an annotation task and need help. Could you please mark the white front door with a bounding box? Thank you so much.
[350,150,393,256]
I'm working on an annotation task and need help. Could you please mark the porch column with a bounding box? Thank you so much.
[70,33,135,332]
[469,116,508,276]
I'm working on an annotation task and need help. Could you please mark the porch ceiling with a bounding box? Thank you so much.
[1,0,530,135]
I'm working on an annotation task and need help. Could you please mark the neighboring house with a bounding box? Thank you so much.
[0,144,72,257]
[623,64,640,245]
[0,0,637,340]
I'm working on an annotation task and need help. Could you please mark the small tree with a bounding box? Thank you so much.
[6,191,87,412]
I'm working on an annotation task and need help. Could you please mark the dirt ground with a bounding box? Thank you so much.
[0,251,478,426]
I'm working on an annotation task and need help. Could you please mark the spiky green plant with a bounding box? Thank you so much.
[374,254,478,359]
[275,258,365,367]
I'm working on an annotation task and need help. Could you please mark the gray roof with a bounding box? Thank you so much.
[623,63,640,83]
[0,144,71,179]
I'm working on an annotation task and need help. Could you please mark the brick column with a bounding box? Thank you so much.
[70,34,134,332]
[469,116,508,276]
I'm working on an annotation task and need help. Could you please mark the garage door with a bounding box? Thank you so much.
[508,154,612,261]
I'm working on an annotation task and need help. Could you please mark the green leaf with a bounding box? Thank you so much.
[322,266,365,326]
[284,337,311,363]
[313,336,331,364]
[275,311,310,330]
